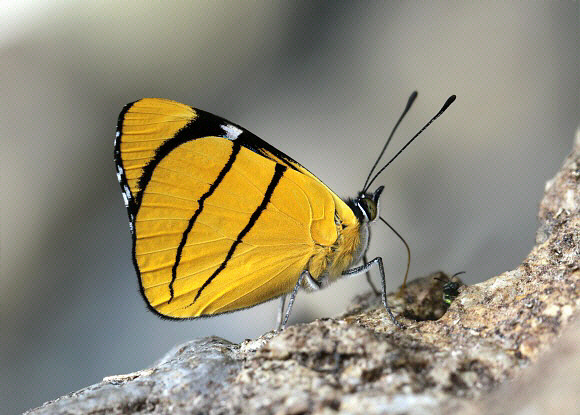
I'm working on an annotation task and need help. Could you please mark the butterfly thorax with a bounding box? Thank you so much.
[330,219,369,276]
[305,219,366,288]
[305,186,382,289]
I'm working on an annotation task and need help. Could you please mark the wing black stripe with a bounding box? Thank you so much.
[122,104,301,218]
[168,140,242,302]
[189,162,287,307]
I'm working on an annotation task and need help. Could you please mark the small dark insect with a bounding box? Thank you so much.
[435,271,465,305]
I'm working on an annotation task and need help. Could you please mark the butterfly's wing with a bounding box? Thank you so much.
[115,98,354,318]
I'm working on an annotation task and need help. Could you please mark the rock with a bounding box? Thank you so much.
[26,130,579,415]
[463,316,580,415]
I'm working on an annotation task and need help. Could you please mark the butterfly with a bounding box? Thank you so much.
[114,92,455,330]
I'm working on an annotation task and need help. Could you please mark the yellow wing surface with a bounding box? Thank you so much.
[115,98,357,318]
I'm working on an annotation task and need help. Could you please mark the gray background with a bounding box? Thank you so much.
[2,2,578,414]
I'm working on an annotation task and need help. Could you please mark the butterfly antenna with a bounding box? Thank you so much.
[364,95,456,192]
[379,216,411,290]
[363,91,418,192]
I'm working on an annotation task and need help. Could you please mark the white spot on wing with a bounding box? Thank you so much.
[221,123,243,140]
[122,192,129,207]
[123,185,132,199]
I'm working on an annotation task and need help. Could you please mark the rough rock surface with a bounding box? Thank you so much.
[26,131,579,415]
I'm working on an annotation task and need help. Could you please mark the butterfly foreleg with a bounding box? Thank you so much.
[363,254,380,296]
[342,257,403,328]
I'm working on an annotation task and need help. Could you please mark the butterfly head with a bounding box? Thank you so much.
[354,185,384,224]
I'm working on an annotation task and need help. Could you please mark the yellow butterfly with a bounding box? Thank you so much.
[114,93,455,329]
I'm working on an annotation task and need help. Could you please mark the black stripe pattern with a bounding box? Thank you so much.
[133,110,300,218]
[115,99,311,319]
[168,141,242,302]
[188,162,288,308]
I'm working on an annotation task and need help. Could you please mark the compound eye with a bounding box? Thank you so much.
[360,198,377,222]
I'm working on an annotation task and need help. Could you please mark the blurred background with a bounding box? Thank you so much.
[1,2,578,413]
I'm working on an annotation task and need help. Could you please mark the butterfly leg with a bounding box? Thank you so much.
[342,257,403,328]
[276,295,287,331]
[278,270,308,331]
[363,254,380,296]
